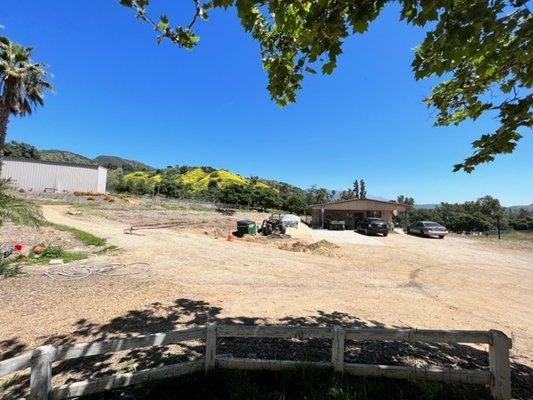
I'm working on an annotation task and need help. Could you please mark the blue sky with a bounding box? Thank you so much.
[2,1,532,205]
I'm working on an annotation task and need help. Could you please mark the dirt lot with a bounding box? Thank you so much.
[1,203,532,397]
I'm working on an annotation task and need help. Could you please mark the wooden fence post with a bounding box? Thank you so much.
[489,330,511,400]
[30,345,53,400]
[205,322,217,372]
[331,326,345,373]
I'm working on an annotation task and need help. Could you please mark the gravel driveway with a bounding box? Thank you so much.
[308,229,386,245]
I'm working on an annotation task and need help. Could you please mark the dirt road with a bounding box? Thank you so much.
[2,205,532,372]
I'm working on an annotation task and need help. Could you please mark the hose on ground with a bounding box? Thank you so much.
[43,262,150,280]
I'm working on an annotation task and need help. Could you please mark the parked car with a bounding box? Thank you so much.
[357,217,389,236]
[407,221,448,238]
[328,220,346,230]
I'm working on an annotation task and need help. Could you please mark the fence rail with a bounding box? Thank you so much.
[0,324,512,400]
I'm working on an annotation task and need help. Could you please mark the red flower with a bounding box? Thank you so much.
[14,243,23,252]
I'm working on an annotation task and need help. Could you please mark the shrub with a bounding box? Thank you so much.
[0,260,23,278]
[39,246,64,258]
[117,194,130,202]
[23,246,87,265]
[74,191,104,196]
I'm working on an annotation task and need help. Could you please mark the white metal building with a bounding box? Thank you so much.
[1,157,107,193]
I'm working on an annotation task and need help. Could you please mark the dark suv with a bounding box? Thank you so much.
[357,217,389,236]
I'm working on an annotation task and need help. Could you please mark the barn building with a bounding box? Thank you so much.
[1,157,107,193]
[309,198,409,229]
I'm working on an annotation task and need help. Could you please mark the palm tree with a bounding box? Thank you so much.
[0,36,52,175]
[0,37,50,226]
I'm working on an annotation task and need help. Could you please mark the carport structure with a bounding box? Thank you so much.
[309,198,409,230]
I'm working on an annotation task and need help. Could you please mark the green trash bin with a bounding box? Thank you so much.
[236,219,257,237]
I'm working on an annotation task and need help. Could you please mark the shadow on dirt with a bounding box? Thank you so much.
[0,337,27,361]
[1,298,532,399]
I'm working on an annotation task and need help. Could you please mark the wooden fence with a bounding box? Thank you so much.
[0,324,512,400]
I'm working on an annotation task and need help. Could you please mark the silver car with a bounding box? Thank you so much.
[407,221,448,239]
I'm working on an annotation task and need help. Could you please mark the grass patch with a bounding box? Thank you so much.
[22,246,87,265]
[0,259,24,278]
[468,231,533,243]
[190,204,217,212]
[498,231,533,242]
[93,368,490,400]
[46,223,106,247]
[94,245,120,255]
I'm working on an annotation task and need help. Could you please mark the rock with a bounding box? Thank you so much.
[48,259,64,265]
[67,209,82,216]
[32,244,45,254]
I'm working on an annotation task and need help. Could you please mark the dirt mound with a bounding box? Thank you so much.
[240,233,291,243]
[307,240,339,251]
[286,241,308,252]
[278,239,339,256]
[203,227,229,239]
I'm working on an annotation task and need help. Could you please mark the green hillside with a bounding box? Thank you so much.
[179,168,249,190]
[40,150,93,165]
[39,149,152,171]
[120,167,263,192]
[114,166,309,213]
[93,155,152,171]
[120,170,162,185]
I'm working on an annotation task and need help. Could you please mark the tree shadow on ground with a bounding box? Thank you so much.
[1,298,532,399]
[0,337,27,361]
[0,338,29,399]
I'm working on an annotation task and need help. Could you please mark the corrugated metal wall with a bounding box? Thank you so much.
[1,158,107,193]
[96,166,107,193]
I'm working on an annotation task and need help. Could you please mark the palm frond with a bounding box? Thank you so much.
[0,35,52,117]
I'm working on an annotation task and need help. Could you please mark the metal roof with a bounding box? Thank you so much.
[2,157,106,170]
[309,198,410,209]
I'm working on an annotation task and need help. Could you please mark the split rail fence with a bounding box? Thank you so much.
[0,324,512,400]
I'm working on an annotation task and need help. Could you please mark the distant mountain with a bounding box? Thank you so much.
[93,155,153,171]
[413,203,532,212]
[506,204,533,213]
[39,150,152,170]
[40,150,93,165]
[414,204,438,209]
